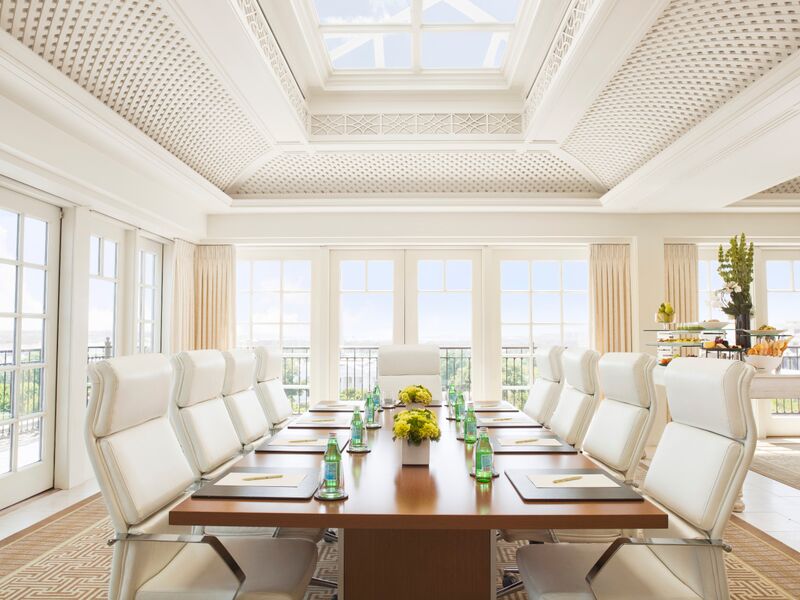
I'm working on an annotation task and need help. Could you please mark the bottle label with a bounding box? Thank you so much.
[465,421,477,437]
[480,453,493,471]
[324,462,338,485]
[352,424,363,444]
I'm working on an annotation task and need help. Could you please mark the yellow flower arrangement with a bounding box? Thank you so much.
[392,409,441,445]
[398,384,433,406]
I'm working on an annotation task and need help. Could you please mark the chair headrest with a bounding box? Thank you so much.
[172,350,226,408]
[378,344,440,376]
[599,352,656,408]
[222,349,256,395]
[254,346,282,382]
[88,354,172,437]
[665,358,754,440]
[562,347,599,395]
[535,346,563,382]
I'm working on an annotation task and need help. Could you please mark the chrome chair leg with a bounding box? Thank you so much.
[310,577,337,589]
[496,578,524,597]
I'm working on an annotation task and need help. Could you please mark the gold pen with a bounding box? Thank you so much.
[552,475,582,484]
[310,418,335,422]
[242,474,284,481]
[287,439,319,444]
[514,438,539,444]
[492,417,513,422]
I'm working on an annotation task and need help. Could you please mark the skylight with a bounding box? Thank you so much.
[310,0,522,71]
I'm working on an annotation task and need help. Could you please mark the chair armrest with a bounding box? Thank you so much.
[109,532,246,590]
[585,536,731,591]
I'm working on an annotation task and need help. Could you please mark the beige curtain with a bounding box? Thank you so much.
[590,244,633,353]
[664,244,698,324]
[194,245,235,350]
[171,239,196,352]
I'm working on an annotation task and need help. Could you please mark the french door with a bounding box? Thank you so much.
[0,190,60,509]
[329,249,481,401]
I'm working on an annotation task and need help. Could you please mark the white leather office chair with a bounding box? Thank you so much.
[255,346,294,431]
[170,349,243,480]
[515,358,756,600]
[548,347,600,446]
[173,350,324,544]
[86,353,318,600]
[222,349,271,451]
[522,346,564,426]
[377,344,443,403]
[499,352,658,594]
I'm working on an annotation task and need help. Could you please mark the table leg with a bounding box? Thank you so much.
[341,529,495,600]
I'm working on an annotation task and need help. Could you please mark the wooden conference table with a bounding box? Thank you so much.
[170,403,667,600]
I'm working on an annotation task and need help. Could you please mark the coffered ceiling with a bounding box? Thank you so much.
[1,0,799,211]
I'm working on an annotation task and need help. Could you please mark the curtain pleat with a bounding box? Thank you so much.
[664,244,698,324]
[171,240,196,352]
[590,244,632,353]
[194,245,235,350]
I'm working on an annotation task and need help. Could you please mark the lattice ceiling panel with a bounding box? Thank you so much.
[563,0,800,189]
[761,176,800,194]
[235,152,598,196]
[0,0,271,189]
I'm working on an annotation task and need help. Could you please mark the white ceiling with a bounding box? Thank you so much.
[1,0,799,211]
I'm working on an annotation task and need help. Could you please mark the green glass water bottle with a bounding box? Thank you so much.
[454,392,465,422]
[350,407,367,450]
[364,392,376,424]
[448,383,457,407]
[464,402,477,444]
[374,384,384,411]
[474,427,494,483]
[320,433,344,498]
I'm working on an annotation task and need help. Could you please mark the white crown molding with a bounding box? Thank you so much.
[228,193,602,212]
[0,30,230,213]
[601,49,800,212]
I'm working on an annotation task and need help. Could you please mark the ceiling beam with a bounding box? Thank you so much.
[601,50,800,212]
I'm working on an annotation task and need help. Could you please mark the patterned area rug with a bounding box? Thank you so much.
[751,440,800,491]
[1,495,799,599]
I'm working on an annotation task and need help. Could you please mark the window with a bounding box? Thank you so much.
[310,0,523,71]
[88,235,118,362]
[337,258,396,400]
[499,255,589,407]
[236,258,312,411]
[0,198,60,509]
[135,240,162,353]
[764,259,800,337]
[415,258,473,392]
[697,257,727,322]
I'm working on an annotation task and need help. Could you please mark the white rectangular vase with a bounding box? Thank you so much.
[401,440,430,466]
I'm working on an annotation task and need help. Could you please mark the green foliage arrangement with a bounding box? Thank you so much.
[716,233,754,318]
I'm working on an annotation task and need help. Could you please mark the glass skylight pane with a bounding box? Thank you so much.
[325,33,411,69]
[423,0,521,23]
[421,31,508,69]
[313,0,410,24]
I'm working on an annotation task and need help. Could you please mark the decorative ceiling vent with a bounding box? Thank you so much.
[761,176,800,194]
[235,151,598,196]
[563,0,800,188]
[309,113,523,136]
[0,0,271,189]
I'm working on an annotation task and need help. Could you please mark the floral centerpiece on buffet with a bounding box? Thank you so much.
[393,408,441,466]
[398,384,433,406]
[715,233,754,348]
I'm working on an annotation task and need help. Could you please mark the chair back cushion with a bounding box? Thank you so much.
[377,344,443,402]
[665,357,751,439]
[581,353,656,476]
[522,379,561,426]
[171,350,242,475]
[172,350,226,408]
[561,347,598,395]
[222,350,269,444]
[222,349,257,395]
[535,346,563,383]
[643,358,755,538]
[86,354,195,532]
[257,378,294,426]
[255,345,282,382]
